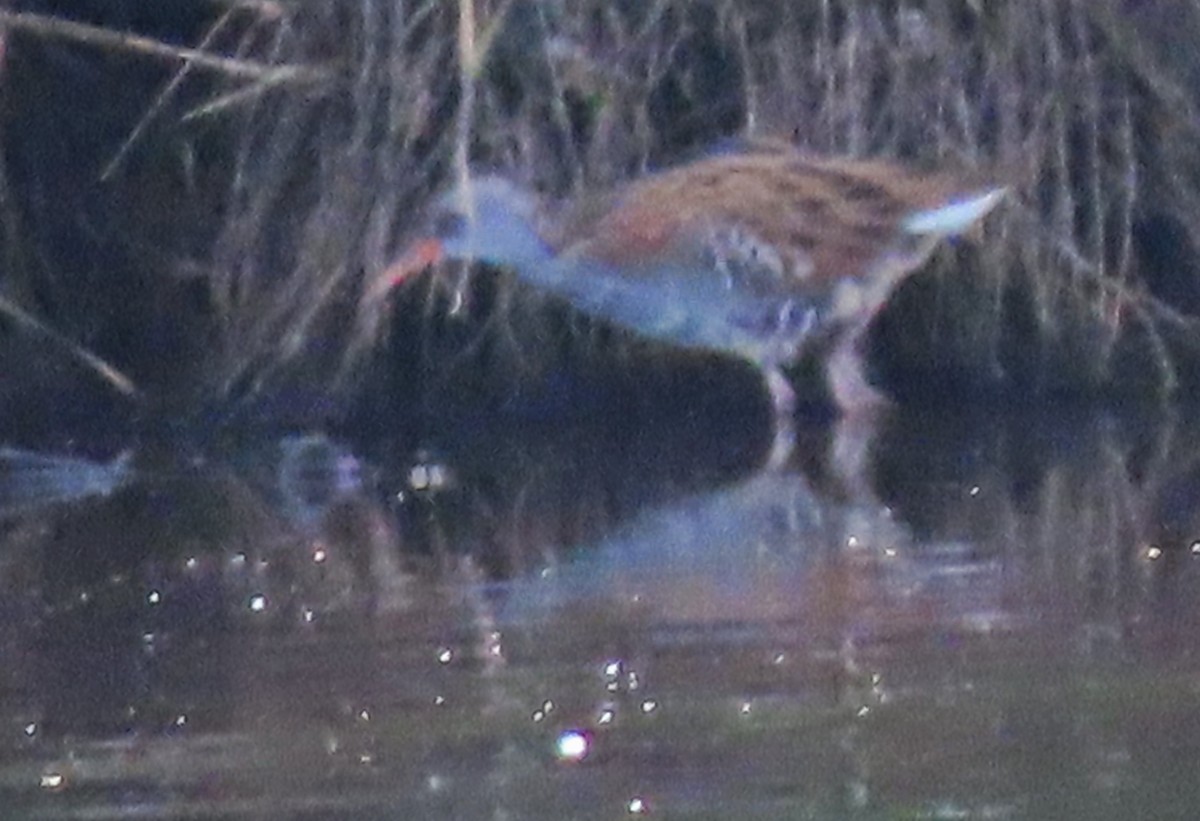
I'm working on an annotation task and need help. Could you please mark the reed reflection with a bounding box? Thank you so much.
[0,406,1199,816]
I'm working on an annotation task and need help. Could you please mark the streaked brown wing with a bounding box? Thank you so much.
[560,151,994,292]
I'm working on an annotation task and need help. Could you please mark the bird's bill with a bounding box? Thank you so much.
[364,237,445,304]
[379,237,446,291]
[389,237,445,286]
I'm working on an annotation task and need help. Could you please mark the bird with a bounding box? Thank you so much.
[382,143,1006,466]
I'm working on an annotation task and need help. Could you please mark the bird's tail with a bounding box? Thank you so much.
[901,188,1008,236]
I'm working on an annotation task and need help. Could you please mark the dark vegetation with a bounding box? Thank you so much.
[4,0,1200,444]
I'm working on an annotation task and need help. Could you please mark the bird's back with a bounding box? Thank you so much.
[561,150,997,296]
[520,149,1000,364]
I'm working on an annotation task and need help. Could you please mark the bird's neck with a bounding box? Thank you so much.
[470,201,556,269]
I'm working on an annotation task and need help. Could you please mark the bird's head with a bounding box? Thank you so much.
[381,176,553,293]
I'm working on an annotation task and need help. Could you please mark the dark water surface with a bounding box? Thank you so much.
[1,404,1199,819]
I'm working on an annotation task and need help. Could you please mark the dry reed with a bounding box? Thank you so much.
[5,0,1200,415]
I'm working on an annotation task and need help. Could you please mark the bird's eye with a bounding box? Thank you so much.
[433,211,467,240]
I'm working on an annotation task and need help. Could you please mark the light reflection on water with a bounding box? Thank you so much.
[1,406,1200,818]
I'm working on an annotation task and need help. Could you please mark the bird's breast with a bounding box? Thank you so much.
[513,253,830,366]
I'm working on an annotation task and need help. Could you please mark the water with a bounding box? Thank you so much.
[0,404,1198,819]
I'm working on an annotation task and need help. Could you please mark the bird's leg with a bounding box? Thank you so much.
[825,325,893,491]
[824,327,892,413]
[764,365,796,470]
